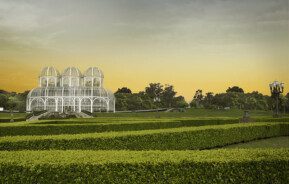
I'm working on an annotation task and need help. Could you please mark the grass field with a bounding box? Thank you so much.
[0,109,283,120]
[95,108,277,118]
[0,110,289,183]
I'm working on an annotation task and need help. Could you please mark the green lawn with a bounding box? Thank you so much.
[224,136,289,148]
[95,108,282,118]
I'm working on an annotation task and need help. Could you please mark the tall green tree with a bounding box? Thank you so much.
[285,93,289,113]
[115,87,132,94]
[145,83,163,101]
[173,96,188,108]
[161,85,177,107]
[226,86,244,93]
[0,94,9,109]
[191,89,203,108]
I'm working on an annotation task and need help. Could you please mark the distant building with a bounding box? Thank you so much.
[26,67,115,113]
[0,107,3,112]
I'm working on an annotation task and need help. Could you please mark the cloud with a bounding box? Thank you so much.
[0,0,287,52]
[0,0,68,51]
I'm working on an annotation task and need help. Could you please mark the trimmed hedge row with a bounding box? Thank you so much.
[0,123,288,150]
[0,118,26,123]
[0,119,243,136]
[0,149,288,183]
[8,117,284,137]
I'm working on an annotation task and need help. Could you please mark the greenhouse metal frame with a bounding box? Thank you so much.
[26,66,115,113]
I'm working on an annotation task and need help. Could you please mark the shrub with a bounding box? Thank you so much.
[0,119,241,136]
[0,122,288,150]
[0,149,288,183]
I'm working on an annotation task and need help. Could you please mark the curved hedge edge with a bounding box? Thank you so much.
[0,123,288,150]
[0,119,243,137]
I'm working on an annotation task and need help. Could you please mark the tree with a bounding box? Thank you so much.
[191,89,203,108]
[114,93,129,111]
[161,85,177,107]
[7,96,17,110]
[173,96,188,108]
[115,87,132,94]
[137,92,155,109]
[203,92,214,108]
[226,86,244,93]
[145,83,163,103]
[0,94,8,109]
[285,93,289,113]
[126,94,143,110]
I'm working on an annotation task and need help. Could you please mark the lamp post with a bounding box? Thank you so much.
[269,81,284,117]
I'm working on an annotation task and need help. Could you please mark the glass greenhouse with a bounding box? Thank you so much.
[26,67,115,113]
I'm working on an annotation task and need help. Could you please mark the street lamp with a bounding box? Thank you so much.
[269,81,284,117]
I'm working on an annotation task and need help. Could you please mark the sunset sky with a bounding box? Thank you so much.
[0,0,288,100]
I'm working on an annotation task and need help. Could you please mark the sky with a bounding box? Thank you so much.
[0,0,288,100]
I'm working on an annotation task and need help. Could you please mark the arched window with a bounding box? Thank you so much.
[30,98,45,111]
[71,77,79,86]
[93,78,100,87]
[48,78,56,87]
[81,98,92,112]
[62,77,70,87]
[41,78,47,87]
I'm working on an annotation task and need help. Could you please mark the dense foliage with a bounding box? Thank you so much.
[0,149,288,183]
[1,85,288,113]
[115,83,188,111]
[0,90,28,112]
[191,87,289,112]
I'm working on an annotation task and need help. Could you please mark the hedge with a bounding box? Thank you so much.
[0,119,242,136]
[0,118,26,123]
[0,122,288,150]
[4,117,284,137]
[0,149,288,183]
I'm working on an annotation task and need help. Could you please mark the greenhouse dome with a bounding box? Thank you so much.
[40,66,60,77]
[84,67,104,78]
[83,67,104,88]
[27,66,115,113]
[39,66,60,87]
[61,67,82,87]
[62,67,82,77]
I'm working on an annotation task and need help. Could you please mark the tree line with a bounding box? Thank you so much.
[115,83,188,111]
[0,85,289,113]
[191,86,289,113]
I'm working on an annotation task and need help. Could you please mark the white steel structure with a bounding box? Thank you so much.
[26,67,115,113]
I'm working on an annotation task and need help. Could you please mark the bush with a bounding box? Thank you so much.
[0,118,26,123]
[0,122,288,150]
[0,149,288,183]
[38,112,77,120]
[0,118,242,136]
[6,117,288,137]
